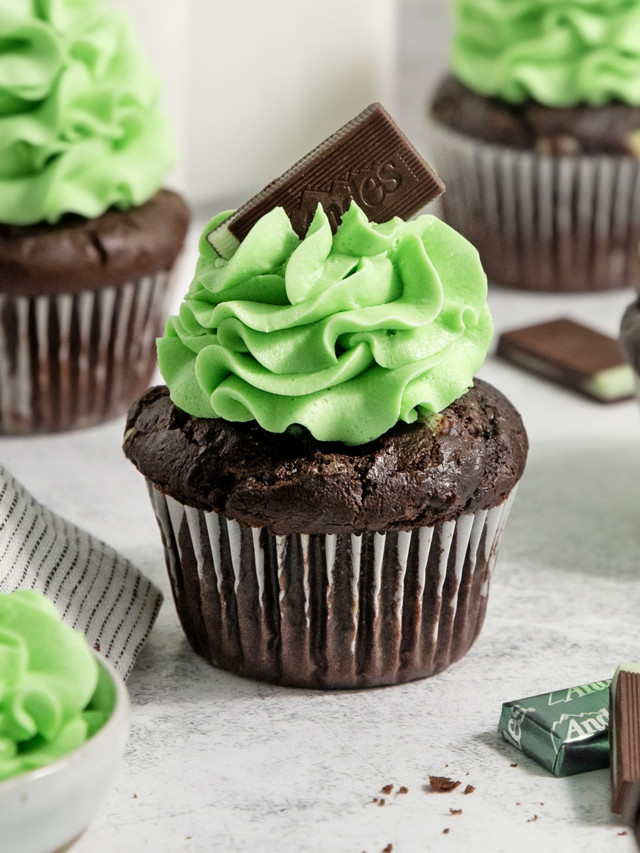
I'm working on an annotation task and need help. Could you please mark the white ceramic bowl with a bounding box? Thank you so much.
[0,653,130,853]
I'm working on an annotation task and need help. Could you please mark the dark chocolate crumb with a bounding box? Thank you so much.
[132,794,138,799]
[378,798,386,807]
[443,828,450,835]
[449,808,462,816]
[398,786,409,795]
[383,845,394,853]
[381,784,394,795]
[462,784,475,795]
[373,797,379,803]
[619,831,628,837]
[429,776,461,792]
[527,815,538,823]
[510,763,518,768]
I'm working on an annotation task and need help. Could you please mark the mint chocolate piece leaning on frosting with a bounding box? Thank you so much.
[207,103,445,259]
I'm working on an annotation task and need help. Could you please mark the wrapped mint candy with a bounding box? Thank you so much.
[499,679,611,776]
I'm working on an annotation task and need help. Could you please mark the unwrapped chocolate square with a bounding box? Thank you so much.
[498,679,611,776]
[497,318,635,403]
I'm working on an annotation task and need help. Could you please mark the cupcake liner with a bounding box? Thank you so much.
[0,270,172,434]
[146,481,517,689]
[428,122,640,292]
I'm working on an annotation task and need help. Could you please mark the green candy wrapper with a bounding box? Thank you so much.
[498,679,611,776]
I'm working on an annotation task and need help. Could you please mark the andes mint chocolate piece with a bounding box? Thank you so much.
[498,678,611,776]
[611,664,640,815]
[208,103,445,258]
[497,317,635,402]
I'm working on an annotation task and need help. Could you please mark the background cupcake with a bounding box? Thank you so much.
[0,0,189,434]
[124,197,528,689]
[428,0,640,293]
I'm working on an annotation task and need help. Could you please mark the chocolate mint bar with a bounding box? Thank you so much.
[208,103,445,258]
[498,679,611,776]
[611,663,640,814]
[497,317,635,403]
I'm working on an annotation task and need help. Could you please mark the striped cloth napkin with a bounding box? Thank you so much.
[0,464,162,679]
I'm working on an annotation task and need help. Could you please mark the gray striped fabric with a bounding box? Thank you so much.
[0,464,162,679]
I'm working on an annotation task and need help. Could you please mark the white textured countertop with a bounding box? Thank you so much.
[4,2,640,851]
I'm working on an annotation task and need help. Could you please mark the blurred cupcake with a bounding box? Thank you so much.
[0,0,189,434]
[124,200,528,689]
[428,0,640,292]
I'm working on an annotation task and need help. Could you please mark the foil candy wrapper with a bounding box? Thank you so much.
[498,679,611,776]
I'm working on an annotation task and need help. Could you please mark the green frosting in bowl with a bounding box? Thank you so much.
[0,590,109,782]
[0,0,175,225]
[452,0,640,107]
[158,203,492,445]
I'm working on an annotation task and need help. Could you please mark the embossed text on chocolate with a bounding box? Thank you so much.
[291,154,417,234]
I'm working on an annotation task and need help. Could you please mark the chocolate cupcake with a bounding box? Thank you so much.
[124,174,528,687]
[0,0,189,434]
[125,379,526,689]
[428,1,640,292]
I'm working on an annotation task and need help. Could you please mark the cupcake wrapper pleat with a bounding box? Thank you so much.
[0,270,172,434]
[147,483,516,688]
[428,122,640,292]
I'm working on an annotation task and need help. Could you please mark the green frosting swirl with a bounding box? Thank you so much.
[452,0,640,107]
[158,203,492,445]
[0,0,175,225]
[0,590,108,782]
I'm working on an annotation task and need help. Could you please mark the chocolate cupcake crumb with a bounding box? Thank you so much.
[429,776,461,793]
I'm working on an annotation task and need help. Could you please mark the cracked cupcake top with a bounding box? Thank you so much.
[123,380,528,535]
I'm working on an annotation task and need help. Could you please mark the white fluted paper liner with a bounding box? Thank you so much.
[0,269,171,434]
[428,122,640,292]
[147,481,516,688]
[0,465,162,678]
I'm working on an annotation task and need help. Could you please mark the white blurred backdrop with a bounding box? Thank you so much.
[105,1,454,210]
[107,0,457,210]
